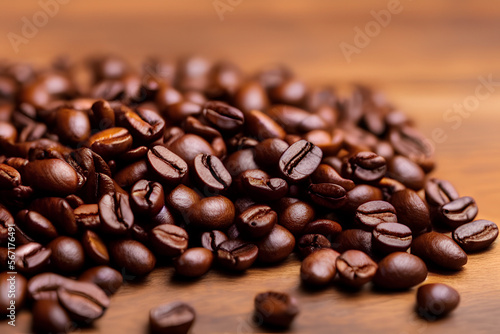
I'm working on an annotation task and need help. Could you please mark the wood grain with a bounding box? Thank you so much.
[1,1,500,333]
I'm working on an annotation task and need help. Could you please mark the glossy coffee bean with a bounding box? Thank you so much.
[372,222,412,254]
[190,196,235,230]
[175,247,213,277]
[79,266,123,296]
[234,81,270,113]
[417,283,460,318]
[246,109,286,140]
[373,252,428,290]
[48,237,85,274]
[130,180,165,216]
[342,185,383,214]
[216,240,258,271]
[224,149,260,177]
[0,272,27,315]
[99,192,134,234]
[109,239,156,276]
[57,280,110,322]
[193,153,232,193]
[16,209,58,242]
[355,200,397,231]
[200,230,228,252]
[277,198,315,235]
[27,273,73,301]
[302,219,343,241]
[23,158,80,196]
[149,301,196,334]
[147,145,188,186]
[113,159,149,189]
[342,151,387,184]
[300,248,340,286]
[168,134,215,168]
[240,171,289,201]
[30,197,78,235]
[438,196,478,229]
[310,164,355,191]
[74,204,100,229]
[87,127,133,159]
[202,101,244,132]
[387,155,425,191]
[389,126,435,172]
[279,140,322,182]
[236,205,277,239]
[81,230,109,265]
[336,250,378,287]
[333,229,373,255]
[297,234,331,259]
[32,299,74,334]
[452,219,498,252]
[254,291,299,328]
[254,138,289,170]
[308,183,347,209]
[256,225,295,264]
[390,189,431,235]
[16,242,52,275]
[425,178,460,207]
[166,184,201,214]
[411,232,467,270]
[269,104,327,133]
[150,224,189,257]
[54,108,91,145]
[0,163,21,189]
[118,105,165,144]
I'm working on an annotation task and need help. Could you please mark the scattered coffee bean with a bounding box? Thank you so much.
[372,222,412,254]
[297,234,331,259]
[79,266,123,295]
[175,247,214,277]
[56,280,110,322]
[300,248,340,287]
[236,205,277,239]
[48,236,86,274]
[149,301,196,334]
[32,299,74,334]
[336,250,378,287]
[216,240,258,271]
[373,252,427,290]
[150,224,189,257]
[200,230,228,252]
[438,196,478,229]
[279,140,322,182]
[452,219,498,252]
[411,232,467,270]
[355,200,397,231]
[416,283,460,318]
[254,291,299,328]
[109,239,156,276]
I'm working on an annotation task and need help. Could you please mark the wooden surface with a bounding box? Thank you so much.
[1,1,500,333]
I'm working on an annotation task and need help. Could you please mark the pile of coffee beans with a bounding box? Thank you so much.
[0,55,498,333]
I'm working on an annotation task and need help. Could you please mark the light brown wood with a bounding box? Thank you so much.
[1,1,500,333]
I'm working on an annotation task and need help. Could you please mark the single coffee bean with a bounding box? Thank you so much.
[150,224,189,257]
[342,151,387,184]
[277,198,315,235]
[254,291,299,328]
[417,283,460,318]
[32,299,74,334]
[310,164,355,191]
[48,236,85,274]
[452,219,498,252]
[16,242,52,275]
[202,100,244,132]
[297,234,331,259]
[372,222,412,254]
[27,273,73,301]
[333,229,373,255]
[390,189,431,235]
[240,171,288,201]
[411,232,468,270]
[168,134,216,168]
[200,230,228,252]
[0,272,27,315]
[57,280,110,322]
[79,266,123,295]
[236,205,277,239]
[65,194,85,209]
[87,127,133,159]
[387,155,425,191]
[234,81,270,114]
[425,178,460,207]
[16,209,58,242]
[99,192,134,234]
[147,145,188,186]
[109,239,156,276]
[302,219,343,241]
[373,252,428,290]
[246,109,286,140]
[183,116,221,141]
[336,250,378,287]
[193,153,232,193]
[389,126,435,172]
[254,138,289,170]
[216,240,258,271]
[113,159,149,189]
[29,197,78,235]
[377,177,406,202]
[342,185,383,214]
[256,225,296,264]
[308,183,347,209]
[149,301,196,334]
[0,163,21,189]
[438,196,478,229]
[224,148,260,177]
[54,107,91,145]
[174,247,213,277]
[190,196,235,230]
[81,230,110,265]
[23,158,80,195]
[166,184,201,214]
[90,99,115,129]
[269,104,328,133]
[130,179,165,216]
[279,140,323,182]
[74,204,100,229]
[118,105,165,144]
[300,248,340,286]
[355,200,398,231]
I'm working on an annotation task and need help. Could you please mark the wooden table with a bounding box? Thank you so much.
[1,1,500,333]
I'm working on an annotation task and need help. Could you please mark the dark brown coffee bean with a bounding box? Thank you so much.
[202,101,244,132]
[256,225,295,264]
[240,171,288,201]
[79,266,123,296]
[372,222,412,254]
[224,148,260,177]
[90,99,115,129]
[174,247,213,277]
[99,192,134,234]
[390,189,431,235]
[65,194,85,209]
[54,108,91,145]
[130,180,165,216]
[300,248,340,287]
[149,301,196,334]
[16,209,58,242]
[150,224,189,257]
[425,178,460,207]
[297,234,331,259]
[16,242,52,275]
[342,151,387,184]
[452,219,498,252]
[57,280,110,322]
[308,183,347,209]
[190,196,235,230]
[355,200,397,231]
[23,158,80,196]
[150,205,176,227]
[81,230,109,265]
[269,104,328,133]
[389,125,435,172]
[254,291,299,328]
[30,197,78,235]
[201,230,228,252]
[246,109,286,140]
[417,283,460,318]
[254,138,289,169]
[87,127,133,159]
[373,252,428,290]
[166,184,201,214]
[236,205,277,239]
[387,155,425,190]
[183,115,221,141]
[277,198,315,235]
[310,164,355,191]
[279,140,322,182]
[302,219,343,241]
[48,237,85,274]
[168,134,216,168]
[27,273,73,301]
[270,78,307,106]
[336,250,378,287]
[0,163,21,189]
[0,272,27,315]
[193,153,232,193]
[109,239,156,276]
[74,204,100,229]
[377,177,406,202]
[234,80,270,113]
[113,159,149,189]
[342,185,384,214]
[32,299,74,334]
[118,105,165,144]
[333,229,373,255]
[216,240,258,271]
[411,232,467,270]
[147,145,188,186]
[438,196,478,229]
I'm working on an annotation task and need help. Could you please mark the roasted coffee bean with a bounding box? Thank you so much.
[193,153,232,193]
[109,239,156,276]
[118,105,165,144]
[57,280,110,322]
[342,185,384,214]
[150,205,176,227]
[279,140,322,182]
[168,134,216,168]
[16,209,58,242]
[303,129,343,157]
[119,145,149,163]
[147,145,188,186]
[0,163,21,189]
[16,242,52,275]
[342,151,387,184]
[300,248,340,287]
[227,134,259,152]
[234,80,270,113]
[32,299,74,334]
[452,219,498,252]
[183,116,221,140]
[0,272,27,315]
[425,178,460,207]
[65,194,85,209]
[150,224,189,257]
[270,78,307,106]
[240,172,288,201]
[174,247,213,277]
[224,148,260,177]
[30,197,78,235]
[74,204,100,229]
[269,104,328,133]
[297,234,331,259]
[302,219,343,241]
[310,164,355,191]
[390,189,431,235]
[149,301,196,334]
[90,99,115,129]
[48,237,85,274]
[336,250,377,287]
[79,266,123,296]
[99,192,134,234]
[376,177,406,202]
[411,232,467,270]
[372,222,412,254]
[81,230,109,265]
[355,200,397,231]
[246,109,286,140]
[202,101,244,132]
[389,126,435,172]
[201,230,228,252]
[166,184,201,214]
[308,183,347,209]
[23,158,80,195]
[256,225,295,264]
[417,283,460,318]
[130,180,165,216]
[87,127,133,159]
[254,291,299,328]
[113,159,149,188]
[54,108,91,145]
[373,252,428,290]
[190,196,235,230]
[27,273,73,301]
[216,240,258,271]
[277,198,315,235]
[254,138,289,169]
[236,205,277,239]
[387,155,425,190]
[333,229,373,255]
[438,196,478,229]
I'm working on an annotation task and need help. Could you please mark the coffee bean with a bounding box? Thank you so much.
[113,159,149,189]
[416,283,460,318]
[302,219,343,241]
[390,189,431,235]
[254,138,289,170]
[54,108,91,145]
[300,248,340,287]
[99,192,134,234]
[336,250,377,287]
[333,229,373,255]
[130,180,165,216]
[256,225,295,264]
[342,185,384,214]
[16,242,52,275]
[372,222,412,254]
[389,125,435,172]
[254,291,299,328]
[149,301,196,334]
[246,109,286,140]
[0,272,27,315]
[29,197,78,235]
[411,232,467,270]
[216,240,258,271]
[193,153,232,194]
[183,116,221,141]
[377,177,407,202]
[65,194,85,209]
[175,247,213,277]
[74,204,100,229]
[79,266,123,296]
[308,183,347,209]
[200,230,228,252]
[452,219,498,252]
[0,163,21,189]
[147,145,188,186]
[297,234,331,259]
[310,164,355,191]
[32,299,74,334]
[438,196,478,229]
[425,178,460,207]
[277,198,315,235]
[118,105,165,144]
[240,170,289,201]
[269,104,327,133]
[57,280,110,322]
[168,134,215,168]
[387,155,425,190]
[23,158,80,196]
[373,252,428,290]
[48,236,85,274]
[355,200,398,231]
[90,99,115,129]
[342,151,387,184]
[279,140,322,182]
[87,127,133,159]
[236,205,277,239]
[166,184,201,214]
[27,273,73,301]
[234,81,270,113]
[150,224,189,257]
[190,196,235,230]
[81,230,109,265]
[16,209,58,242]
[224,149,260,177]
[109,239,156,276]
[202,100,244,132]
